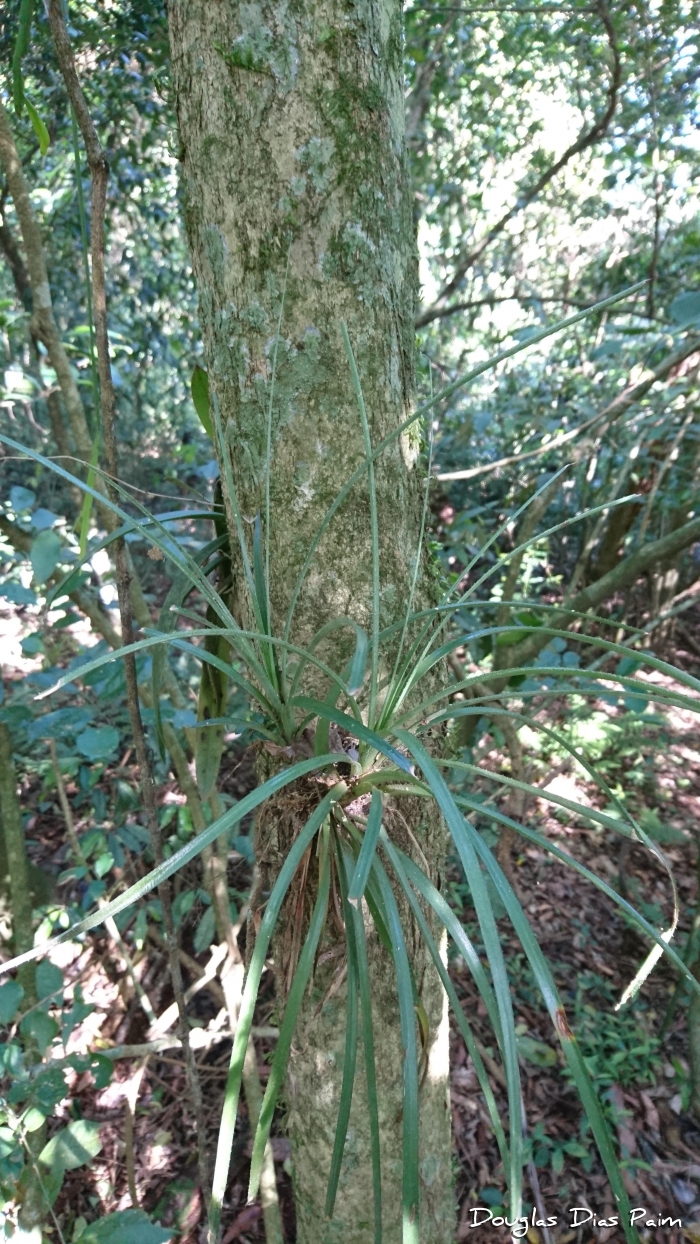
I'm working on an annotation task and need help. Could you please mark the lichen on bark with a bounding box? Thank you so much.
[167,1,455,1238]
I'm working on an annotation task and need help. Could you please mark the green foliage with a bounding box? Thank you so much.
[1,2,699,1238]
[75,1210,173,1244]
[4,309,699,1243]
[39,1118,102,1173]
[571,972,662,1092]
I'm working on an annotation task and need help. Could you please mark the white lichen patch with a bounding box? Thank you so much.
[295,135,336,192]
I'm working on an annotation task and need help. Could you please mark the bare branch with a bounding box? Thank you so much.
[0,184,33,312]
[406,16,456,148]
[436,333,700,482]
[0,99,93,463]
[417,0,621,328]
[508,510,700,670]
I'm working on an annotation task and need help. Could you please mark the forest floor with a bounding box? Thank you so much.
[2,597,700,1244]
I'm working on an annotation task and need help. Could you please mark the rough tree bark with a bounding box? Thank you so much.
[166,1,454,1240]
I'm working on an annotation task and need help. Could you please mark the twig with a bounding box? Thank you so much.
[0,724,47,1231]
[162,730,284,1244]
[417,0,621,327]
[521,1094,554,1244]
[79,1028,280,1062]
[48,739,158,1027]
[124,1061,147,1207]
[0,99,93,465]
[47,0,210,1196]
[436,332,700,482]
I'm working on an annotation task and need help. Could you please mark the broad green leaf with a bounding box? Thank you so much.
[31,507,58,530]
[0,581,36,605]
[0,980,23,1024]
[26,98,50,156]
[0,753,344,980]
[75,726,120,762]
[93,852,114,879]
[39,1119,102,1172]
[191,364,213,439]
[670,291,700,327]
[20,1011,58,1056]
[517,1035,558,1067]
[36,960,63,1004]
[193,905,216,954]
[23,1107,47,1132]
[75,1209,172,1244]
[9,485,35,513]
[21,633,44,655]
[30,529,61,583]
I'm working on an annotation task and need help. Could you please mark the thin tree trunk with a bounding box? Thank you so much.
[0,724,47,1233]
[167,2,454,1239]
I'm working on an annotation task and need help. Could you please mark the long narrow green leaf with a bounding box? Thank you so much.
[37,628,279,722]
[395,849,501,1043]
[348,789,383,907]
[338,812,395,957]
[400,651,700,728]
[210,392,275,688]
[339,843,382,1242]
[288,617,368,703]
[209,790,338,1238]
[384,465,573,716]
[12,0,34,114]
[378,595,645,644]
[383,837,510,1172]
[293,698,414,775]
[471,831,641,1244]
[394,729,523,1221]
[369,772,700,1002]
[248,829,331,1201]
[386,492,652,723]
[47,510,217,609]
[447,786,700,998]
[389,422,434,697]
[371,857,420,1244]
[341,323,380,727]
[0,433,241,636]
[265,252,289,665]
[0,757,345,979]
[77,438,100,559]
[324,837,360,1220]
[283,284,647,650]
[253,513,269,635]
[151,536,228,756]
[426,702,679,946]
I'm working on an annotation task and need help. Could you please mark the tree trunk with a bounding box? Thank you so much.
[167,1,454,1240]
